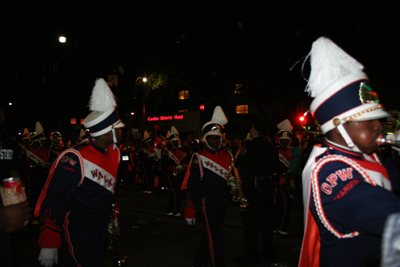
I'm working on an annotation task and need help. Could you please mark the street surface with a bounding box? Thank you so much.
[13,181,303,267]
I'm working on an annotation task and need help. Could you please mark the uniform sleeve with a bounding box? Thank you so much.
[184,154,201,219]
[34,151,83,248]
[310,160,400,237]
[162,151,178,172]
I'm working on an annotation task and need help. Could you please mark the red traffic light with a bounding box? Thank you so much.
[299,116,305,122]
[200,104,205,111]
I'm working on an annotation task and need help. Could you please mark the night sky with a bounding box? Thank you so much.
[1,1,400,135]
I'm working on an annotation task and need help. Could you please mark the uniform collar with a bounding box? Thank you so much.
[322,139,364,161]
[89,136,108,155]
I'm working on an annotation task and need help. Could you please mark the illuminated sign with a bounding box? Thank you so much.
[147,115,184,121]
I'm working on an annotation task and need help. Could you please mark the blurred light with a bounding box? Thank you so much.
[59,36,66,43]
[131,112,135,115]
[299,116,305,122]
[8,103,12,106]
[200,104,205,111]
[142,77,147,82]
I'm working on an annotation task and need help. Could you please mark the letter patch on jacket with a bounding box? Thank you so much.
[83,159,116,193]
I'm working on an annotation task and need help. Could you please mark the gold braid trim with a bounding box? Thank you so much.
[344,104,383,122]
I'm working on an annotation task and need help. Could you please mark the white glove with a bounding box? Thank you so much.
[176,165,183,170]
[186,218,196,225]
[38,248,58,267]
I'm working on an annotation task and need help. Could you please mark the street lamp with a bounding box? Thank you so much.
[135,77,148,137]
[58,35,81,73]
[59,35,82,120]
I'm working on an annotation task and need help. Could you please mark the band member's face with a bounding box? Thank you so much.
[279,139,290,148]
[343,120,383,155]
[249,127,257,140]
[171,140,179,148]
[206,135,221,150]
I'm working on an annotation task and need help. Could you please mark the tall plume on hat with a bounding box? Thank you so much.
[211,106,228,126]
[305,37,389,135]
[83,78,124,138]
[277,119,293,132]
[305,37,364,98]
[202,106,228,130]
[168,126,180,141]
[303,36,391,154]
[142,130,152,143]
[202,106,228,150]
[35,121,44,135]
[277,119,293,140]
[202,106,228,139]
[88,78,117,112]
[31,121,46,141]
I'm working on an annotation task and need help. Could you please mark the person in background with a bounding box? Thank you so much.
[139,131,156,194]
[163,126,185,217]
[233,137,245,168]
[274,119,294,235]
[0,202,31,234]
[234,120,281,266]
[0,106,29,267]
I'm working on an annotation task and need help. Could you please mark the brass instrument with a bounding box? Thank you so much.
[173,164,187,177]
[228,164,248,210]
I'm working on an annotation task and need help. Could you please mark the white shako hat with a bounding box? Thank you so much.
[76,129,88,144]
[31,121,46,141]
[306,37,390,134]
[83,78,125,137]
[167,126,180,141]
[142,130,152,143]
[277,119,293,140]
[78,129,87,139]
[202,106,228,139]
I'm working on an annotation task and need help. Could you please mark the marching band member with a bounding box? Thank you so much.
[299,37,400,267]
[34,78,124,267]
[22,122,51,211]
[181,106,232,267]
[139,131,156,194]
[163,126,185,216]
[275,119,294,235]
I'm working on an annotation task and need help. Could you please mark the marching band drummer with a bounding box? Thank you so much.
[181,106,232,267]
[34,78,124,267]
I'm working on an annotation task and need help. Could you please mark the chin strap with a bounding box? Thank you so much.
[337,124,361,153]
[112,128,117,144]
